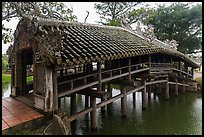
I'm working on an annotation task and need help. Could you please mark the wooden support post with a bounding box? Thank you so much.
[71,93,77,115]
[142,79,147,110]
[128,57,131,81]
[85,95,89,108]
[133,92,136,108]
[97,62,102,92]
[44,66,55,112]
[175,79,178,96]
[65,69,68,75]
[121,86,127,118]
[192,67,194,78]
[148,78,151,100]
[182,80,185,93]
[101,84,106,112]
[58,98,61,109]
[97,62,103,112]
[158,83,162,94]
[22,52,27,94]
[90,96,97,130]
[152,83,156,100]
[164,77,169,99]
[15,52,23,96]
[60,69,63,77]
[107,83,112,112]
[53,68,59,110]
[178,61,181,75]
[11,65,16,96]
[149,54,151,75]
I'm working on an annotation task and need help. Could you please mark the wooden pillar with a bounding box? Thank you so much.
[182,80,185,93]
[97,62,102,92]
[128,57,131,81]
[60,69,63,76]
[191,67,194,78]
[149,54,151,75]
[90,96,97,130]
[22,52,27,94]
[133,92,136,108]
[158,83,162,94]
[121,86,127,118]
[15,52,23,96]
[175,79,178,96]
[170,56,173,68]
[178,61,181,75]
[65,69,68,75]
[101,84,106,112]
[148,78,151,100]
[71,93,77,115]
[85,95,89,108]
[11,65,16,96]
[142,79,147,110]
[53,68,59,110]
[164,77,169,99]
[107,83,112,112]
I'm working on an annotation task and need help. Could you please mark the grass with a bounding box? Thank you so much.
[2,74,33,83]
[195,77,202,85]
[2,74,11,83]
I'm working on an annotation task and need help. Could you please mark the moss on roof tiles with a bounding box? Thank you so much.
[9,16,199,68]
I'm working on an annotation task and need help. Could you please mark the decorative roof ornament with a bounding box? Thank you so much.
[135,21,142,35]
[144,24,157,42]
[169,39,178,50]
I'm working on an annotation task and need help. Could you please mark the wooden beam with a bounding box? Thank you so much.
[127,86,144,95]
[78,90,109,99]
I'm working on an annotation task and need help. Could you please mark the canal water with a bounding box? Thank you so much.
[2,83,202,135]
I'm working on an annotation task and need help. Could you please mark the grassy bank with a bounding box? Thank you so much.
[2,74,11,83]
[195,77,202,85]
[2,74,33,83]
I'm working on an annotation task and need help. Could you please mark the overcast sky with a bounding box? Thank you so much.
[2,2,202,54]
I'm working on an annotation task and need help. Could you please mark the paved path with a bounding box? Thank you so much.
[2,97,44,133]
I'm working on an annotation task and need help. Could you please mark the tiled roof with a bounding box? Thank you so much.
[8,16,199,68]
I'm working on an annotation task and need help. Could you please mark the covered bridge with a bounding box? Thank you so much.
[7,16,199,118]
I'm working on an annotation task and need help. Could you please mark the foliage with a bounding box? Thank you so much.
[195,77,202,85]
[94,2,141,27]
[2,74,11,83]
[2,54,9,70]
[2,2,77,44]
[143,3,202,54]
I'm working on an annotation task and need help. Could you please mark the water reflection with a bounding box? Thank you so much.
[2,82,11,98]
[2,82,201,135]
[59,86,202,135]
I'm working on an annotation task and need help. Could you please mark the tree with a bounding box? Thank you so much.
[2,54,9,71]
[94,2,141,27]
[143,3,202,54]
[2,2,77,44]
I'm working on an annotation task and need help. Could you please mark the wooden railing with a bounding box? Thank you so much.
[58,62,149,97]
[57,62,193,97]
